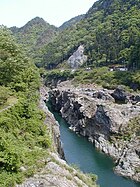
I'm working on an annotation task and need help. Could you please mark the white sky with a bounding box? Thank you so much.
[0,0,97,28]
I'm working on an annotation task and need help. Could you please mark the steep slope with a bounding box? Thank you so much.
[39,0,140,70]
[17,87,98,187]
[0,26,50,186]
[10,17,58,53]
[59,14,85,30]
[49,81,140,182]
[0,26,98,187]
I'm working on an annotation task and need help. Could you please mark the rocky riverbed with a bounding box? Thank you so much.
[48,81,140,182]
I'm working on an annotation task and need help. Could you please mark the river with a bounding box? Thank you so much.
[47,102,140,187]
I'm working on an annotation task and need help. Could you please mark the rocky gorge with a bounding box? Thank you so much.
[48,80,140,182]
[16,86,98,187]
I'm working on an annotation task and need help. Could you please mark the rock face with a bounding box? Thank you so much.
[68,45,87,68]
[39,86,64,158]
[111,87,129,103]
[16,86,98,187]
[49,83,140,182]
[111,87,140,105]
[17,153,97,187]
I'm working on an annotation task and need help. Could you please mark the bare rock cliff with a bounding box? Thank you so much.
[68,45,87,68]
[48,83,140,182]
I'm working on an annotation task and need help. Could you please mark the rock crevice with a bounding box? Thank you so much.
[49,84,140,182]
[16,86,98,187]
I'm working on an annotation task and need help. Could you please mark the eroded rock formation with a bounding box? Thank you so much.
[68,45,87,68]
[48,82,140,182]
[16,86,98,187]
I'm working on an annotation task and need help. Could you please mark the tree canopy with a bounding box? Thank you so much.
[37,0,140,70]
[0,26,50,186]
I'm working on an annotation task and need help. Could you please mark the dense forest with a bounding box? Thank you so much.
[0,26,51,186]
[0,0,140,184]
[36,0,140,70]
[10,17,58,56]
[10,0,140,71]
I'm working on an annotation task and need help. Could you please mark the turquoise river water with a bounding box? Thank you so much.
[47,103,140,187]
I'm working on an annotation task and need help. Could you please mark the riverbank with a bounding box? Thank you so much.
[48,80,140,182]
[16,86,98,187]
[49,105,140,187]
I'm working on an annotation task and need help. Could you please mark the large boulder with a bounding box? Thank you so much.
[92,90,114,102]
[111,87,128,103]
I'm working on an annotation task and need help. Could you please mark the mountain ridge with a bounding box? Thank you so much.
[38,0,140,70]
[10,16,58,53]
[10,15,86,55]
[59,14,85,30]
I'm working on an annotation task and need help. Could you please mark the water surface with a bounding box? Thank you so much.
[47,103,140,187]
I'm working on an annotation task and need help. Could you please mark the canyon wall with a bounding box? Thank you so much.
[16,86,98,187]
[49,83,140,182]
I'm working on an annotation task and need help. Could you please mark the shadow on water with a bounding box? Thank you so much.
[47,101,140,187]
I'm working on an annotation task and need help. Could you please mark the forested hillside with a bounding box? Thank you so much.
[10,17,58,55]
[38,0,140,70]
[0,0,140,185]
[59,14,85,30]
[0,26,50,186]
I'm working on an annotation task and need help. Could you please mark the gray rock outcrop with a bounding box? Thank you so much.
[111,87,129,103]
[17,153,97,187]
[39,86,64,158]
[16,86,98,187]
[68,45,87,68]
[48,83,140,182]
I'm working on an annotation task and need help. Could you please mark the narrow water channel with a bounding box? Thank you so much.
[47,102,140,187]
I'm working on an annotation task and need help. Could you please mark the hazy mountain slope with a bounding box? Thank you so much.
[10,17,58,52]
[39,0,140,70]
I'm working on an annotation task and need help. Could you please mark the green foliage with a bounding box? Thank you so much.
[44,69,74,87]
[46,67,140,90]
[0,27,29,86]
[10,17,58,57]
[0,87,12,106]
[43,67,140,90]
[59,14,85,30]
[69,164,98,187]
[129,39,140,70]
[38,0,140,70]
[0,26,51,186]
